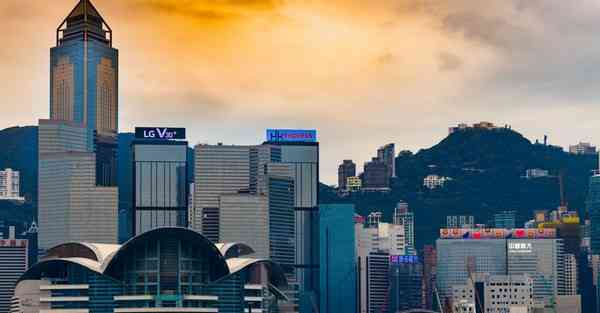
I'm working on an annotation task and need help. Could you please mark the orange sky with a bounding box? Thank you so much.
[2,0,600,183]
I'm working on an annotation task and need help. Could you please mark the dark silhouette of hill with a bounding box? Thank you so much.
[321,127,597,250]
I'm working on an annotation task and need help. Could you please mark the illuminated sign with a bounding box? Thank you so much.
[440,228,556,239]
[266,129,317,143]
[390,255,420,264]
[508,242,533,253]
[135,127,186,140]
[0,239,27,247]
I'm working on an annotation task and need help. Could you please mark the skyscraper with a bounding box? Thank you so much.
[0,227,28,313]
[264,130,320,312]
[422,245,437,310]
[51,0,118,187]
[38,120,118,250]
[394,201,415,255]
[193,144,251,242]
[389,256,423,312]
[338,160,356,191]
[377,143,396,178]
[132,138,188,235]
[319,204,356,313]
[587,172,600,255]
[38,0,119,251]
[362,158,390,191]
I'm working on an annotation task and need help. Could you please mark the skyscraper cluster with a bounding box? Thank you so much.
[337,143,395,193]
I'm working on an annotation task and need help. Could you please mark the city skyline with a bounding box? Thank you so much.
[2,1,600,184]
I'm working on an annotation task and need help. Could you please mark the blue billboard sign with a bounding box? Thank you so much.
[389,255,420,265]
[266,129,317,143]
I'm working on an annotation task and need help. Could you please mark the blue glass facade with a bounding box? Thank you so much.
[50,0,119,186]
[389,256,423,311]
[319,204,356,313]
[587,175,600,254]
[118,133,135,243]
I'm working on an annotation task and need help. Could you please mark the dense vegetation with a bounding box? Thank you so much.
[321,127,598,249]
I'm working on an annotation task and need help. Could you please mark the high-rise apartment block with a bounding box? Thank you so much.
[362,158,390,191]
[394,201,415,255]
[338,160,356,190]
[0,169,24,201]
[0,227,27,313]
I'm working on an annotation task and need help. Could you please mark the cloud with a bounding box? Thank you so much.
[438,52,462,72]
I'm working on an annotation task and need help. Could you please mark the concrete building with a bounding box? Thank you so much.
[436,239,508,302]
[422,245,437,310]
[0,169,24,201]
[394,201,415,255]
[494,210,517,229]
[569,142,597,155]
[338,160,356,191]
[356,215,406,313]
[524,168,550,179]
[346,176,362,192]
[563,253,578,296]
[446,215,475,229]
[319,204,356,313]
[193,144,251,242]
[0,227,28,313]
[377,144,396,178]
[362,158,390,191]
[11,228,288,313]
[423,174,451,189]
[507,238,565,305]
[38,120,118,251]
[451,274,533,313]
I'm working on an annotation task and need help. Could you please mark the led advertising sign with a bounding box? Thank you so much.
[0,239,27,247]
[390,255,420,265]
[508,242,533,253]
[135,127,186,140]
[440,228,556,239]
[266,129,317,143]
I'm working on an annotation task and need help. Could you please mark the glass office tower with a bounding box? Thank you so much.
[50,0,119,187]
[319,204,356,313]
[587,174,600,255]
[132,141,188,235]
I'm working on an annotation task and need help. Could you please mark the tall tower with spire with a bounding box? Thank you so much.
[50,0,118,186]
[38,0,118,252]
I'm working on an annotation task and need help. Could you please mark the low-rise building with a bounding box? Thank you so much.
[346,176,362,192]
[0,168,25,201]
[569,142,597,155]
[423,174,452,189]
[10,227,288,313]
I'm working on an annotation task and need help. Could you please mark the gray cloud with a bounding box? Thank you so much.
[438,51,463,72]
